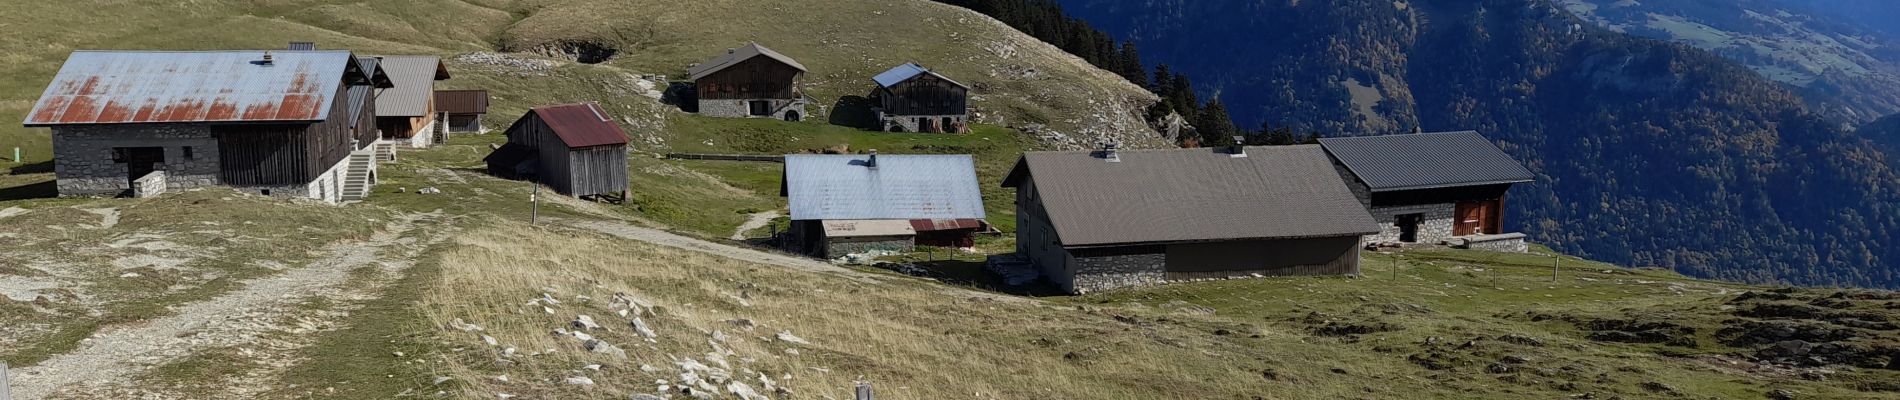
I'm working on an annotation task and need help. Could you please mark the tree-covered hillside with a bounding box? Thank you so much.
[1055,0,1900,288]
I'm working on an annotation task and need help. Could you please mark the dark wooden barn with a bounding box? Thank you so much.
[485,103,630,201]
[688,43,809,120]
[870,63,969,133]
[1319,131,1536,252]
[25,50,392,202]
[1003,144,1380,294]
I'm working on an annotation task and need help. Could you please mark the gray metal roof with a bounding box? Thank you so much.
[782,154,986,221]
[369,55,448,117]
[1002,145,1379,247]
[872,63,965,88]
[688,43,807,81]
[1318,131,1535,192]
[24,50,359,126]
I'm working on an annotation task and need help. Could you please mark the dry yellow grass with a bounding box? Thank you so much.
[420,225,1315,399]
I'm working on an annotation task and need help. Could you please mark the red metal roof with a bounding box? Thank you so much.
[24,50,358,126]
[434,90,489,114]
[909,219,985,232]
[530,103,628,148]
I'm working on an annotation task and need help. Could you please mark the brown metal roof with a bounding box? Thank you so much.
[687,42,807,81]
[1003,145,1379,247]
[24,50,363,126]
[434,90,489,114]
[518,103,628,148]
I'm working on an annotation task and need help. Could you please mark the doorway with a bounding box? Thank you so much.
[783,110,801,122]
[1395,213,1422,243]
[116,147,165,186]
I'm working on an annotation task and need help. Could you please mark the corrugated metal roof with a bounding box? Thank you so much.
[782,154,987,221]
[370,55,449,117]
[909,218,984,232]
[353,56,393,88]
[522,103,628,148]
[434,90,489,114]
[872,63,965,88]
[1002,145,1379,247]
[1318,131,1535,192]
[822,220,917,237]
[288,42,316,51]
[687,43,807,81]
[24,50,358,126]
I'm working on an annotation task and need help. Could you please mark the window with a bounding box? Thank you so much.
[111,148,128,163]
[748,100,771,116]
[182,146,194,160]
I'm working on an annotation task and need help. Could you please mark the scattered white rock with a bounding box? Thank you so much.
[565,376,596,385]
[433,376,453,385]
[727,382,769,400]
[482,335,498,346]
[497,394,515,399]
[775,331,810,345]
[449,318,485,332]
[583,364,602,371]
[573,314,602,330]
[640,364,660,373]
[585,339,627,359]
[631,317,657,338]
[119,272,142,278]
[392,351,405,358]
[495,375,509,382]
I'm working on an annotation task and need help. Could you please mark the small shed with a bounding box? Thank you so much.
[870,63,969,133]
[434,90,489,133]
[485,103,630,201]
[371,55,451,148]
[779,152,987,258]
[1003,144,1380,293]
[1319,131,1535,251]
[689,43,809,120]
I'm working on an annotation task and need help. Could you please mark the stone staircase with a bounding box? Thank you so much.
[374,141,398,162]
[340,150,376,202]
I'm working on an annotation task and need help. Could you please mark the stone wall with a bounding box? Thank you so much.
[1454,233,1529,253]
[1367,203,1456,244]
[52,125,220,197]
[1070,251,1166,294]
[823,236,915,259]
[131,170,166,198]
[880,114,967,133]
[698,98,806,120]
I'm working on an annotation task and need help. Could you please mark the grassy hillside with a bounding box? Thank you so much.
[0,0,1160,168]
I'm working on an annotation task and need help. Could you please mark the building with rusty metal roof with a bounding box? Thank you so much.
[778,152,988,258]
[1002,144,1379,293]
[689,43,810,121]
[1319,131,1535,251]
[433,90,489,133]
[25,49,391,203]
[485,103,629,200]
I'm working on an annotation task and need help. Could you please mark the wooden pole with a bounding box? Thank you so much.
[530,181,541,226]
[1552,256,1560,283]
[855,382,874,400]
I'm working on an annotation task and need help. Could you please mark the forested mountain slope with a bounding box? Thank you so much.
[1056,0,1900,288]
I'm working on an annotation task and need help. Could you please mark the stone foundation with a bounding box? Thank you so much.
[52,125,220,197]
[1368,203,1455,243]
[1070,252,1167,293]
[823,236,915,258]
[879,113,968,133]
[1452,233,1529,253]
[698,98,807,120]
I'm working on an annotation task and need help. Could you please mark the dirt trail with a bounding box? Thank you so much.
[568,219,855,275]
[8,211,442,399]
[730,210,780,240]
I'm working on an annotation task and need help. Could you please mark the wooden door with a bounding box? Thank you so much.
[1453,200,1497,236]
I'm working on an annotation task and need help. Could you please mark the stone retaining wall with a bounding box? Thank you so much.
[131,170,166,198]
[52,125,220,197]
[1368,203,1455,243]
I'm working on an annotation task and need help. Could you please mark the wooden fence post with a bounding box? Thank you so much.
[1552,256,1561,283]
[854,382,873,400]
[2,361,13,400]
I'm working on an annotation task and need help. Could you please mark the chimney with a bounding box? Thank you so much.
[866,149,879,170]
[1101,142,1121,163]
[1230,135,1247,158]
[260,51,274,65]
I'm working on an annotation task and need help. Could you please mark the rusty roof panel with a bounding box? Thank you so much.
[24,50,355,126]
[523,103,628,148]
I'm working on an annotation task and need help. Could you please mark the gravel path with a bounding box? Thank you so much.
[729,210,781,240]
[8,212,440,399]
[569,219,852,275]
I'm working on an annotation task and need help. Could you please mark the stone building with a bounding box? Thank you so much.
[780,152,987,259]
[688,43,810,121]
[870,63,968,133]
[25,50,391,202]
[1319,131,1536,252]
[1003,144,1379,294]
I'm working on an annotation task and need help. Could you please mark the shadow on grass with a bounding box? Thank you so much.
[0,180,56,201]
[907,259,1069,297]
[8,161,52,175]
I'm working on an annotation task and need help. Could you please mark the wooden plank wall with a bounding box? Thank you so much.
[566,145,628,197]
[880,75,967,116]
[696,57,801,100]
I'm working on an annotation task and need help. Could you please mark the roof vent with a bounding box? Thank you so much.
[726,48,737,54]
[1100,142,1121,163]
[866,149,879,170]
[1230,135,1248,158]
[260,51,274,65]
[288,41,316,51]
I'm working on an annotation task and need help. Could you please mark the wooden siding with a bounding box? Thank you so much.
[1163,236,1362,279]
[216,80,356,185]
[878,75,967,116]
[695,56,801,100]
[507,115,629,197]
